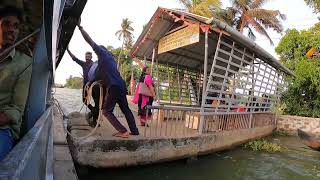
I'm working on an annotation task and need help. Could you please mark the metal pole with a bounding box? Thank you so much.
[197,66,202,105]
[248,54,255,112]
[274,73,281,125]
[199,30,209,134]
[251,54,256,111]
[177,65,182,104]
[156,57,160,103]
[167,63,171,104]
[151,48,156,75]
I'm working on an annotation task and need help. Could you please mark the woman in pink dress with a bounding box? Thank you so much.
[132,58,157,126]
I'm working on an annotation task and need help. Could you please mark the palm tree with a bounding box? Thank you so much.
[115,18,134,69]
[223,0,286,45]
[124,37,134,50]
[178,0,221,18]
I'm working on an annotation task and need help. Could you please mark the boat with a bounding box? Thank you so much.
[297,129,320,151]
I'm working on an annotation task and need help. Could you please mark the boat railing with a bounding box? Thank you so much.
[138,105,276,138]
[201,112,276,133]
[0,107,53,180]
[141,105,200,138]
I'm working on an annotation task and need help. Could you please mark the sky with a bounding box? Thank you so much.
[55,0,319,84]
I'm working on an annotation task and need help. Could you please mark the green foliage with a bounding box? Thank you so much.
[276,23,320,117]
[275,29,300,61]
[244,139,284,153]
[272,130,290,137]
[305,0,320,13]
[178,0,221,18]
[107,46,138,87]
[276,23,320,69]
[65,75,83,89]
[282,60,320,117]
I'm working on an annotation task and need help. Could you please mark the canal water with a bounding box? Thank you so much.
[79,136,320,180]
[54,88,320,180]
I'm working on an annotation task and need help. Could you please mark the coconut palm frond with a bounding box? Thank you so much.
[239,15,247,32]
[178,0,193,10]
[250,0,269,9]
[248,9,284,32]
[247,27,257,41]
[248,9,285,20]
[179,0,222,18]
[115,30,122,40]
[228,0,285,45]
[246,16,274,45]
[235,0,251,7]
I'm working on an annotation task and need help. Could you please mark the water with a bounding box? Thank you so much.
[53,88,85,114]
[78,137,320,180]
[54,88,320,180]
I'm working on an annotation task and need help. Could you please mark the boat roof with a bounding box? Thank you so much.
[132,7,294,76]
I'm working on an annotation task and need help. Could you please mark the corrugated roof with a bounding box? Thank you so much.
[132,7,294,76]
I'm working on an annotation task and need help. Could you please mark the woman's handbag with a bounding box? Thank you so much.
[139,82,153,97]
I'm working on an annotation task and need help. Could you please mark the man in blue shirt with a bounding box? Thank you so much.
[77,21,139,137]
[67,48,93,101]
[67,49,101,127]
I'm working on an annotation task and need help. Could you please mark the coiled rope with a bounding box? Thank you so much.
[54,81,104,140]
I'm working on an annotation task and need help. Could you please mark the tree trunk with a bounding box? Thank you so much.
[130,66,135,95]
[117,40,125,70]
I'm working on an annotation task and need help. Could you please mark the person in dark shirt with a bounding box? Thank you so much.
[77,20,139,137]
[67,48,101,127]
[67,48,93,101]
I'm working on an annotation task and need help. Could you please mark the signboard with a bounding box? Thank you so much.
[158,25,200,54]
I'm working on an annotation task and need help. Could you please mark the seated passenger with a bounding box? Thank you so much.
[0,6,33,161]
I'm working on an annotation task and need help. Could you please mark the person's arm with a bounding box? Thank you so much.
[78,25,95,48]
[0,113,10,126]
[77,24,112,62]
[0,63,32,127]
[67,48,84,66]
[145,75,157,100]
[148,85,157,100]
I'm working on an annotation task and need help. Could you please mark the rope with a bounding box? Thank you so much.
[54,81,105,141]
[79,82,92,113]
[78,103,85,112]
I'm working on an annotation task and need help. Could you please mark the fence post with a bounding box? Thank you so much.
[199,30,209,134]
[249,113,253,128]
